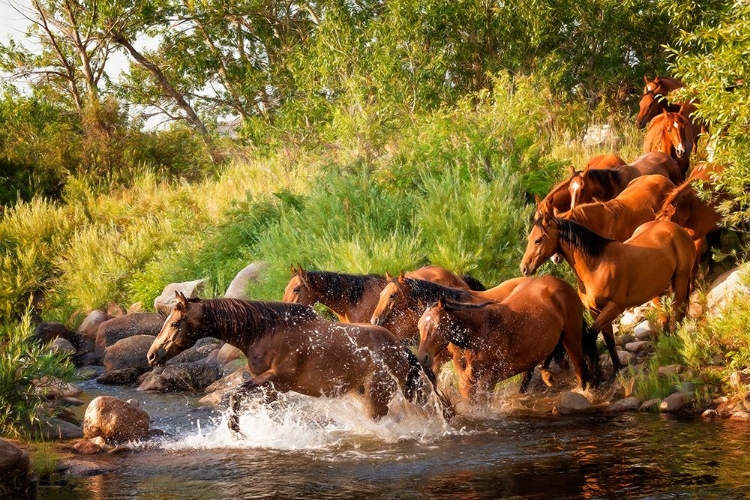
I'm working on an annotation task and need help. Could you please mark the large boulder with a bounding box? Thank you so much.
[0,439,30,495]
[95,313,164,356]
[154,279,207,316]
[77,310,114,340]
[83,396,150,443]
[224,262,267,299]
[706,265,750,316]
[31,322,76,345]
[99,335,157,384]
[167,338,221,365]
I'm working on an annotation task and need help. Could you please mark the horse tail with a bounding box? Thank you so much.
[581,321,602,386]
[461,274,486,291]
[404,349,455,421]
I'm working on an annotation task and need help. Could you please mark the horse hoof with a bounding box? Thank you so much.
[540,369,554,388]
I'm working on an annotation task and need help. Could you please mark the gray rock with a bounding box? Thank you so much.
[706,265,750,316]
[617,350,634,367]
[77,310,113,340]
[103,335,156,377]
[154,279,207,316]
[658,364,684,377]
[57,458,116,476]
[556,392,592,414]
[619,311,638,327]
[0,438,30,490]
[660,392,692,413]
[31,322,75,345]
[729,370,750,389]
[50,337,76,356]
[139,360,222,393]
[640,398,661,412]
[702,409,719,419]
[200,366,252,407]
[625,341,653,354]
[730,411,750,421]
[605,397,641,414]
[167,340,221,365]
[97,368,142,385]
[224,262,267,299]
[30,417,83,440]
[83,396,149,443]
[213,343,245,367]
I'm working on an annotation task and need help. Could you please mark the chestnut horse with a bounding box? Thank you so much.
[540,154,626,214]
[552,174,676,242]
[643,108,694,177]
[643,75,684,96]
[282,265,484,323]
[521,215,695,375]
[147,293,451,433]
[656,163,726,275]
[567,152,682,209]
[416,275,598,403]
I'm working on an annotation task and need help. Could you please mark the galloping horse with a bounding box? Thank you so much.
[655,162,726,275]
[520,215,696,375]
[283,265,483,323]
[416,275,598,403]
[643,108,695,177]
[540,154,626,214]
[147,293,451,433]
[567,152,682,209]
[554,174,676,242]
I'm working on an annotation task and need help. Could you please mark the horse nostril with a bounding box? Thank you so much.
[147,351,156,365]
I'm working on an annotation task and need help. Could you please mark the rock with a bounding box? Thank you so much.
[103,334,156,376]
[619,333,636,345]
[77,366,104,380]
[224,262,267,299]
[221,358,248,377]
[730,411,750,421]
[30,417,83,440]
[556,392,592,414]
[73,439,105,455]
[0,438,30,491]
[154,279,207,316]
[213,343,245,367]
[657,364,684,377]
[31,322,75,345]
[200,366,252,407]
[138,360,222,393]
[702,409,719,419]
[633,320,658,340]
[77,310,113,340]
[605,397,641,414]
[617,350,634,367]
[62,397,85,406]
[50,337,77,356]
[127,302,144,314]
[167,340,221,365]
[729,370,750,389]
[32,377,82,399]
[95,313,164,356]
[660,392,692,413]
[83,396,150,443]
[76,352,100,367]
[619,311,638,327]
[582,123,619,149]
[706,265,750,316]
[640,398,660,412]
[687,301,704,318]
[625,341,653,354]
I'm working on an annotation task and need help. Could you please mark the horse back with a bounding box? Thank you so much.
[630,152,684,184]
[406,265,471,290]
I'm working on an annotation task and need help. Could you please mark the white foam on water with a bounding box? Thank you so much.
[158,391,455,453]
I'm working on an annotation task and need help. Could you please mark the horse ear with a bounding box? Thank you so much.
[437,295,445,309]
[385,271,392,280]
[644,75,649,84]
[534,193,541,205]
[289,264,296,276]
[174,291,188,310]
[398,271,405,283]
[568,165,576,176]
[296,264,306,277]
[552,207,560,217]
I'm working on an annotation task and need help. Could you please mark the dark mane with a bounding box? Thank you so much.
[543,217,614,258]
[197,298,317,342]
[400,277,473,307]
[306,271,386,304]
[661,181,693,211]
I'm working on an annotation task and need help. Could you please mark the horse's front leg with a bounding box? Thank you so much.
[228,370,279,434]
[590,302,625,375]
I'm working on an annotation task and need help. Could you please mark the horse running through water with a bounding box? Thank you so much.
[656,162,726,276]
[147,293,452,433]
[643,108,695,178]
[416,275,598,403]
[539,154,626,214]
[520,214,696,375]
[567,152,682,209]
[282,265,484,323]
[551,174,676,243]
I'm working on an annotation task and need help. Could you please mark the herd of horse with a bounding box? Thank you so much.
[146,76,728,433]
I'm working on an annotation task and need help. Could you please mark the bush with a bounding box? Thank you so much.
[0,308,75,438]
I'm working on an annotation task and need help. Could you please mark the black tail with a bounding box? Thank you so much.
[582,322,602,386]
[461,274,486,291]
[404,349,454,421]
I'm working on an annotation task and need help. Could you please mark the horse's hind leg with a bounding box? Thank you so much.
[227,378,278,434]
[519,368,535,393]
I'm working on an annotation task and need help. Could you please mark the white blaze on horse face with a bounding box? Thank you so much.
[569,179,581,210]
[647,84,654,92]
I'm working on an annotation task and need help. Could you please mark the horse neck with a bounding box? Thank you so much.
[443,305,501,350]
[311,273,383,317]
[553,221,610,281]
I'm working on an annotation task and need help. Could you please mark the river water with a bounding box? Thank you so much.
[37,381,750,499]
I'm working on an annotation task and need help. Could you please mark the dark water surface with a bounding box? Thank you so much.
[37,382,750,499]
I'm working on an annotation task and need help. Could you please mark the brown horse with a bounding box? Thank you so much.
[643,75,684,96]
[521,215,696,375]
[656,162,726,275]
[643,108,694,177]
[282,265,484,323]
[567,152,682,209]
[554,174,676,242]
[416,275,597,404]
[147,293,451,433]
[540,154,626,214]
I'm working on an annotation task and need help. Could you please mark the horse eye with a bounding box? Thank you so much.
[293,286,301,293]
[390,293,398,300]
[534,238,542,245]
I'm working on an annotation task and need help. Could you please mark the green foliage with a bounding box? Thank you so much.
[0,309,76,438]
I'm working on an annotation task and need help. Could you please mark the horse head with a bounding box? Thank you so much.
[370,274,406,326]
[636,91,663,129]
[282,264,314,304]
[416,297,450,368]
[661,109,691,158]
[521,212,560,276]
[147,291,204,366]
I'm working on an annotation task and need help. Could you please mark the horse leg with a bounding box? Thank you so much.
[227,371,279,434]
[364,369,398,420]
[519,368,534,393]
[591,302,625,374]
